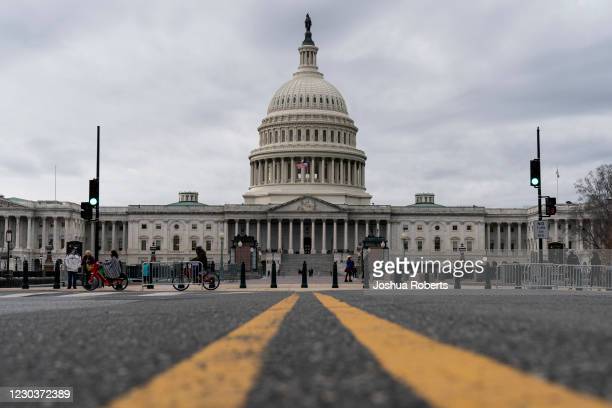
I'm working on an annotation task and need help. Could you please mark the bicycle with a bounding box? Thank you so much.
[83,262,129,291]
[172,262,220,291]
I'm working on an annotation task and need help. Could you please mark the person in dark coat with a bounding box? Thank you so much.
[345,256,354,282]
[191,246,208,271]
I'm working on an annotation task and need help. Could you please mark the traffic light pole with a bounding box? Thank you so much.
[537,127,543,263]
[94,126,100,261]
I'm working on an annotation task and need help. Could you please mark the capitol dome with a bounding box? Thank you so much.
[243,15,371,206]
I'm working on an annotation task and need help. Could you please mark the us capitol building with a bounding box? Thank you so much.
[0,16,591,272]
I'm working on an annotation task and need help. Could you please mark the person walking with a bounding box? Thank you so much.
[345,256,354,283]
[81,249,96,287]
[64,249,81,289]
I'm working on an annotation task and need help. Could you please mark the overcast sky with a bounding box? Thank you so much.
[1,0,612,208]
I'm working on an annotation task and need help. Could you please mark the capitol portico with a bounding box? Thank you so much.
[0,16,596,273]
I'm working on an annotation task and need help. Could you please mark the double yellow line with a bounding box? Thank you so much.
[110,293,611,408]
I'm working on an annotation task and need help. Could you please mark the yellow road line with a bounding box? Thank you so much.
[109,294,299,408]
[314,293,611,408]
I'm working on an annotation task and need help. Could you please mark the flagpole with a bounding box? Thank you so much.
[556,166,559,199]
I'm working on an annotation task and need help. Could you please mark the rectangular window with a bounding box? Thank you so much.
[141,240,147,251]
[467,225,472,231]
[192,224,197,230]
[452,225,458,231]
[141,224,147,229]
[467,241,473,251]
[403,225,409,231]
[155,239,161,250]
[206,240,212,251]
[192,240,197,251]
[206,224,212,230]
[289,129,293,141]
[314,129,318,141]
[323,130,326,142]
[306,129,310,141]
[417,240,423,252]
[417,225,423,231]
[297,129,301,141]
[452,241,458,252]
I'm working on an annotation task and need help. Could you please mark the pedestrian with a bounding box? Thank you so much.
[103,250,122,279]
[64,249,81,289]
[345,256,354,282]
[81,249,95,284]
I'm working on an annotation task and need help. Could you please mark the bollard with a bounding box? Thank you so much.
[484,266,492,289]
[53,260,61,289]
[301,261,308,288]
[240,261,247,288]
[22,260,29,290]
[332,261,339,288]
[454,275,461,289]
[271,260,277,288]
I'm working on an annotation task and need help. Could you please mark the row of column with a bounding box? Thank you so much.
[227,219,389,254]
[525,218,585,251]
[89,220,128,253]
[250,157,365,187]
[485,222,526,253]
[0,215,84,251]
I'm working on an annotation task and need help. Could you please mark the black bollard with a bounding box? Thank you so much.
[301,261,308,288]
[53,260,61,289]
[425,270,431,284]
[271,260,278,288]
[484,266,492,289]
[454,275,461,289]
[332,261,339,288]
[240,261,247,288]
[22,260,29,290]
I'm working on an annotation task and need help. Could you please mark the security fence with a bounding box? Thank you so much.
[140,261,205,289]
[496,263,612,290]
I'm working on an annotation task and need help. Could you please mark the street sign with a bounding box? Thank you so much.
[534,221,549,239]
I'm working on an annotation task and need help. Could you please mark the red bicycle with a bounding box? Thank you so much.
[83,262,129,291]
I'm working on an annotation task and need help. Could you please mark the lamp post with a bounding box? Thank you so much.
[219,232,225,280]
[5,229,12,277]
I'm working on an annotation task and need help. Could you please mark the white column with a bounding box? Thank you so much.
[101,221,106,253]
[112,221,117,250]
[26,216,32,250]
[256,221,261,245]
[343,219,348,251]
[348,161,352,185]
[288,220,293,254]
[340,160,344,184]
[246,220,250,236]
[234,220,239,237]
[267,220,271,250]
[496,224,501,251]
[376,220,380,236]
[333,220,337,252]
[365,221,369,237]
[354,221,359,250]
[281,158,285,183]
[564,220,570,248]
[310,157,314,183]
[15,217,21,250]
[299,220,304,254]
[331,158,335,184]
[578,220,583,250]
[53,217,59,251]
[322,158,326,183]
[507,223,512,254]
[554,219,559,242]
[291,158,295,183]
[224,221,229,253]
[386,222,391,249]
[518,223,522,252]
[123,221,128,251]
[311,219,316,254]
[277,220,282,251]
[322,220,327,254]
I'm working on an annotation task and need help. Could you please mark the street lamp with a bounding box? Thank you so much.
[5,229,12,276]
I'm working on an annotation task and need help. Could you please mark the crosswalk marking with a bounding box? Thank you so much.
[314,293,611,408]
[109,293,299,408]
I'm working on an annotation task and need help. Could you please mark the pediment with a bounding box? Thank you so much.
[270,196,342,214]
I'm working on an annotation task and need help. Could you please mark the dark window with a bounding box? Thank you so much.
[173,236,180,251]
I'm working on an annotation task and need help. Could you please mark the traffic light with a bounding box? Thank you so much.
[530,159,541,187]
[80,202,93,220]
[545,196,557,216]
[89,178,99,206]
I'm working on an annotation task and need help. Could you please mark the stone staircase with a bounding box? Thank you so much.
[280,253,334,276]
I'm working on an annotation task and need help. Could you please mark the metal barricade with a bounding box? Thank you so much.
[497,263,612,290]
[141,261,205,289]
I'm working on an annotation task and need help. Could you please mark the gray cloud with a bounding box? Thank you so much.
[1,0,611,207]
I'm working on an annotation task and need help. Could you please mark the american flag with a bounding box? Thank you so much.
[296,160,309,170]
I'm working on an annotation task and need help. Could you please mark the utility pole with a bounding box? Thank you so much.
[94,126,100,261]
[537,127,543,263]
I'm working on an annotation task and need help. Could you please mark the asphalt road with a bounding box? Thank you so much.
[0,289,610,407]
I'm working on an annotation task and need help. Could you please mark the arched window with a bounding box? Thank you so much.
[281,130,285,142]
[173,236,180,251]
[289,129,293,142]
[323,130,327,142]
[434,237,441,252]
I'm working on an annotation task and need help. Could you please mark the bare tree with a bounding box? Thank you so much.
[574,164,612,251]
